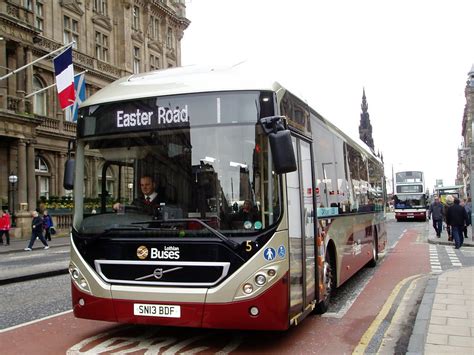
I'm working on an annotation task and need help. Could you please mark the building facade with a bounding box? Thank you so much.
[0,0,189,237]
[456,65,474,200]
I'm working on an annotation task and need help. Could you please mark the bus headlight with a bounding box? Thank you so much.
[243,283,254,294]
[255,274,266,286]
[69,263,91,293]
[267,269,276,277]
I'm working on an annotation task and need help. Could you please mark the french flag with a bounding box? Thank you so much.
[53,47,75,109]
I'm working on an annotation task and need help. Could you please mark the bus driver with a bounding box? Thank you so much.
[114,175,163,215]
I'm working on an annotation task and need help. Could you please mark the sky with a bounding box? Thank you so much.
[181,0,474,192]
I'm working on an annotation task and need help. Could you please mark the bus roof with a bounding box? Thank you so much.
[80,65,381,163]
[81,65,283,107]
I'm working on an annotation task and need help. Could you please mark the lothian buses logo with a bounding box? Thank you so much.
[137,246,149,260]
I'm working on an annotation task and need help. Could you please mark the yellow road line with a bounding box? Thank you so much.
[352,274,422,355]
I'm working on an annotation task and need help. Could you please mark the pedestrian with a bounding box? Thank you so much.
[462,198,472,238]
[42,210,54,241]
[0,210,11,246]
[443,195,454,241]
[428,195,444,237]
[446,197,468,249]
[24,210,49,251]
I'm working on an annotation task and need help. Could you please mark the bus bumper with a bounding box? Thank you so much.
[395,211,427,221]
[71,274,289,330]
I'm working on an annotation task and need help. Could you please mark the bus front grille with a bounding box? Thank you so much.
[94,260,230,287]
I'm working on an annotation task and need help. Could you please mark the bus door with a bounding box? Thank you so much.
[286,136,316,321]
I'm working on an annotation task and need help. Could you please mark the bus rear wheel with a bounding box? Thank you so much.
[367,234,378,268]
[315,250,335,314]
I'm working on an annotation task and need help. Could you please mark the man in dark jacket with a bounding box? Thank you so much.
[428,195,444,237]
[446,198,468,249]
[24,210,49,251]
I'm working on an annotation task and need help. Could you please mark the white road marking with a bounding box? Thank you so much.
[429,245,442,274]
[0,310,72,333]
[445,246,462,267]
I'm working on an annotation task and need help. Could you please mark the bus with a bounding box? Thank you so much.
[65,65,387,330]
[393,171,428,221]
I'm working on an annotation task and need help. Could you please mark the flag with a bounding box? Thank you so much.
[53,47,75,109]
[71,73,86,122]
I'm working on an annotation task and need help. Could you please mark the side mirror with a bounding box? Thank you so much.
[260,116,297,174]
[63,158,75,190]
[269,129,297,174]
[63,139,75,190]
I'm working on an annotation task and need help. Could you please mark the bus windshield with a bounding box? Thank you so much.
[73,97,280,237]
[394,194,426,209]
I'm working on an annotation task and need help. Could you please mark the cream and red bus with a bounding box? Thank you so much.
[65,66,387,330]
[393,171,428,221]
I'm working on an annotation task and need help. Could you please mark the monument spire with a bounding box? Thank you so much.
[359,88,375,151]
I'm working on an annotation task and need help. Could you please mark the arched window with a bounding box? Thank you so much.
[33,75,47,116]
[35,156,50,199]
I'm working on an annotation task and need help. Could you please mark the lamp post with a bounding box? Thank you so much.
[8,173,18,227]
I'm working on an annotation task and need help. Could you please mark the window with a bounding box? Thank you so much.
[32,75,47,116]
[63,16,79,48]
[133,47,141,73]
[35,157,49,199]
[149,15,160,40]
[24,0,33,10]
[93,0,108,15]
[95,31,109,62]
[36,1,44,31]
[132,6,140,30]
[149,54,160,71]
[35,157,49,173]
[167,27,173,48]
[39,177,49,199]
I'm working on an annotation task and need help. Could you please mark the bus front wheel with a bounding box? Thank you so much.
[315,249,335,314]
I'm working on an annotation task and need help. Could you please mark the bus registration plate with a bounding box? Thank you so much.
[134,303,181,318]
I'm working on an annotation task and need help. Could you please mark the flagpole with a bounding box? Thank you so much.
[24,70,87,99]
[0,41,75,81]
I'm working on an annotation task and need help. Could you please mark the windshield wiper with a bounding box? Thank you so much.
[131,218,240,250]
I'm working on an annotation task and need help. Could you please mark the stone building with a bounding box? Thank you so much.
[0,0,189,238]
[457,64,474,199]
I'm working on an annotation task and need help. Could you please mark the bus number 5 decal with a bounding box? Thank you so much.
[245,241,252,252]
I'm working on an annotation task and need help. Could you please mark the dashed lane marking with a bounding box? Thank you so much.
[429,245,442,274]
[444,246,462,267]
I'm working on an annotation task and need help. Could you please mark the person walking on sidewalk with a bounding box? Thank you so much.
[42,210,53,242]
[24,210,49,251]
[446,197,468,249]
[443,195,454,240]
[0,210,11,246]
[428,195,444,237]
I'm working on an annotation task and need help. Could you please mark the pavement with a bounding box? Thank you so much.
[0,220,473,353]
[0,234,71,285]
[407,221,474,354]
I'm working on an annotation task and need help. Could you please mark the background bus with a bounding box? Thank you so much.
[393,171,428,221]
[67,65,386,330]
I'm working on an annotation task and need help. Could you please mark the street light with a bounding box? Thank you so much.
[8,173,18,227]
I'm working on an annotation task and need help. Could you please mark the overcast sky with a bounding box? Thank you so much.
[181,0,474,192]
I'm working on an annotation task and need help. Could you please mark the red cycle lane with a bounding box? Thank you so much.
[235,227,431,353]
[0,227,430,354]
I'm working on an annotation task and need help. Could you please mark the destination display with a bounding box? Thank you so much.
[77,91,263,138]
[78,97,191,137]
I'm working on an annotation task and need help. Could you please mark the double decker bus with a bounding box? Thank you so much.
[66,66,387,330]
[393,171,428,221]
